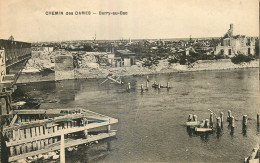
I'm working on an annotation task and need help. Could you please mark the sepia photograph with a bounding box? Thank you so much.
[0,0,259,162]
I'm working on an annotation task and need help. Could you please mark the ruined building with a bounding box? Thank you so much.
[215,24,256,57]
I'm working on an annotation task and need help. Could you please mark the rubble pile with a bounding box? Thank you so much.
[23,51,55,72]
[80,53,99,68]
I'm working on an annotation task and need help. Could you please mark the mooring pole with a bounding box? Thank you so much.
[257,113,260,126]
[216,117,221,130]
[205,119,209,128]
[188,114,193,122]
[209,113,214,127]
[193,115,197,122]
[60,132,65,163]
[220,112,224,128]
[230,116,235,129]
[227,110,231,122]
[127,83,131,91]
[242,115,247,128]
[141,84,144,92]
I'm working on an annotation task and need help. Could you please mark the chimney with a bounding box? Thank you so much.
[230,24,233,36]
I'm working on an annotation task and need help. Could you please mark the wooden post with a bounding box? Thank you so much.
[242,115,247,128]
[13,130,19,155]
[158,83,161,89]
[25,128,32,152]
[10,146,15,156]
[107,125,111,133]
[227,110,231,122]
[40,126,45,149]
[220,112,224,128]
[44,126,48,146]
[257,113,259,126]
[231,116,235,128]
[60,132,65,163]
[193,115,197,121]
[35,127,40,150]
[141,84,144,92]
[209,113,213,127]
[188,114,193,122]
[54,126,58,142]
[205,119,209,128]
[31,127,37,150]
[83,118,88,138]
[167,82,170,88]
[200,120,205,128]
[127,83,131,91]
[20,129,26,153]
[48,127,53,144]
[216,117,221,129]
[146,81,149,89]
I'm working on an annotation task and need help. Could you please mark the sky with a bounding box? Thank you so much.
[0,0,258,42]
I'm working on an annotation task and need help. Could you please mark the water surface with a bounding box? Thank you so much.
[17,68,259,162]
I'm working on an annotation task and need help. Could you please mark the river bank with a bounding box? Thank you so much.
[75,59,259,78]
[17,59,259,83]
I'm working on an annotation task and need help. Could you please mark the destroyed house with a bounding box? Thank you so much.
[114,49,136,67]
[215,24,256,57]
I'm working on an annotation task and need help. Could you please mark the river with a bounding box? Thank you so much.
[16,68,259,162]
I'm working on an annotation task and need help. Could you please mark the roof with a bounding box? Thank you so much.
[116,49,135,56]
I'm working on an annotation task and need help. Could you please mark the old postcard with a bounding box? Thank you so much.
[0,0,259,162]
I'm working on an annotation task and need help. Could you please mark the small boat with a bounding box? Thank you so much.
[195,127,213,132]
[152,84,159,88]
[152,84,170,89]
[160,85,169,88]
[186,121,201,127]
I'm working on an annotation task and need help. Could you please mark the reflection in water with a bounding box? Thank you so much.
[200,133,209,142]
[66,138,115,163]
[230,128,234,137]
[186,127,194,137]
[242,126,247,137]
[216,128,223,139]
[55,80,76,104]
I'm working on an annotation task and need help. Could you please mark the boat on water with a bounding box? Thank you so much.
[152,82,170,88]
[152,83,159,88]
